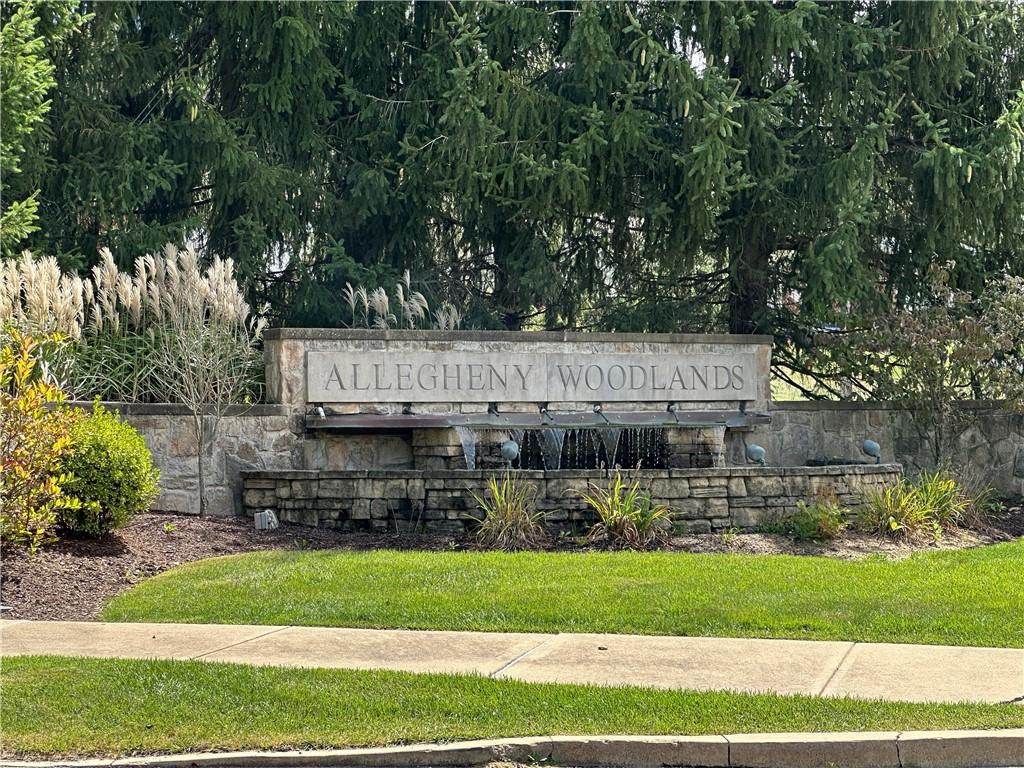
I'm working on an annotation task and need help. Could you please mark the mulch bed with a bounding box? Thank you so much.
[2,502,1021,623]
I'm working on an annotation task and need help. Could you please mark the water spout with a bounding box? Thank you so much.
[596,428,621,468]
[453,426,478,470]
[539,428,566,470]
[667,402,684,425]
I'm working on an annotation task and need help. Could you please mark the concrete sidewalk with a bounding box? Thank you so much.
[1,619,1021,705]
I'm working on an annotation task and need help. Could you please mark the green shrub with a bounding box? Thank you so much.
[59,403,160,537]
[858,470,977,541]
[579,472,671,549]
[762,491,848,541]
[469,471,546,550]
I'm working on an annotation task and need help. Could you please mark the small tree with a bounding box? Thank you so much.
[152,247,265,516]
[829,270,1024,466]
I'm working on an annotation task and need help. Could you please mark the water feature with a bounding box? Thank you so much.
[595,427,621,468]
[453,425,478,470]
[540,428,567,470]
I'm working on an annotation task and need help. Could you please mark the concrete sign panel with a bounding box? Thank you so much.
[307,350,758,403]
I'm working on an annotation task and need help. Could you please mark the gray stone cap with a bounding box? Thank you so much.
[264,327,773,345]
[241,464,902,481]
[773,399,1016,412]
[64,401,290,417]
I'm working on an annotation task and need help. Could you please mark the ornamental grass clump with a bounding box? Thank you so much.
[469,472,547,551]
[342,270,462,331]
[579,472,671,549]
[0,246,266,403]
[859,470,977,541]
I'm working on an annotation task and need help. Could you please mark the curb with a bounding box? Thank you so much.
[2,730,1022,768]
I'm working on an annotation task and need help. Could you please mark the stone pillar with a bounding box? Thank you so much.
[412,428,466,470]
[664,426,727,469]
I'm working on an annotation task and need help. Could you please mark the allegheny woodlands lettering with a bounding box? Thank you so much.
[322,360,746,394]
[306,351,758,402]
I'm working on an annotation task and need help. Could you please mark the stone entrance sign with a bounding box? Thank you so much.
[307,350,758,403]
[264,329,772,410]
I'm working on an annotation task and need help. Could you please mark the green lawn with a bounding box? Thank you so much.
[4,655,1024,758]
[103,541,1024,647]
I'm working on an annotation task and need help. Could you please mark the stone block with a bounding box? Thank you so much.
[314,498,347,510]
[730,496,766,508]
[649,479,690,498]
[746,475,785,497]
[351,498,371,519]
[243,489,274,508]
[727,477,747,497]
[318,479,357,498]
[367,499,387,520]
[383,479,408,498]
[690,486,728,498]
[406,479,426,500]
[291,480,315,497]
[153,489,197,516]
[732,508,766,528]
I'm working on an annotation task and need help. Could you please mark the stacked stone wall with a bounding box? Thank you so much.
[761,402,1024,496]
[95,401,1022,518]
[242,464,901,536]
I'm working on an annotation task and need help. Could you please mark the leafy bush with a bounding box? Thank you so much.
[59,403,160,537]
[762,490,848,541]
[0,330,81,551]
[469,472,546,551]
[579,473,671,549]
[858,470,979,541]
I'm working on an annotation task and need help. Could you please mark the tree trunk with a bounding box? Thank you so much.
[727,228,771,335]
[492,217,525,330]
[196,413,207,517]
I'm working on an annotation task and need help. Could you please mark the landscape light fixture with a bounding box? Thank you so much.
[746,444,767,466]
[500,440,520,464]
[862,439,882,464]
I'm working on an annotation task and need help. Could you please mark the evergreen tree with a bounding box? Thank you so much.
[10,1,1023,343]
[0,0,81,256]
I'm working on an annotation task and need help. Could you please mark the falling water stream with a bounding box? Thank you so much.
[540,428,566,470]
[453,426,478,470]
[596,428,621,468]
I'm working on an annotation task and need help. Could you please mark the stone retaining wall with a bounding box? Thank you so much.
[69,403,303,517]
[98,402,1021,518]
[763,402,1024,495]
[241,464,902,535]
